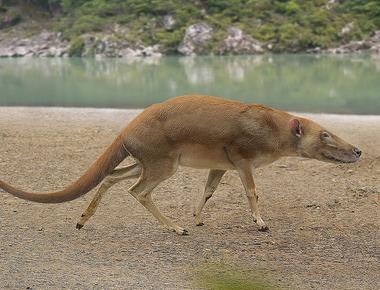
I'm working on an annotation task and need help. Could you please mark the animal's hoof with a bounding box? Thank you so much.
[258,225,269,232]
[180,229,189,235]
[176,228,189,235]
[76,223,83,230]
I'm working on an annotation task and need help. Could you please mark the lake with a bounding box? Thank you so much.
[0,54,379,115]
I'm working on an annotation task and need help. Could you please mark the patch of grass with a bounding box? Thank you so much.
[68,36,85,56]
[193,262,278,290]
[155,29,184,53]
[0,10,22,29]
[61,15,105,39]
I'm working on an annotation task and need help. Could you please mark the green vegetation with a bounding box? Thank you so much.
[193,262,277,290]
[1,0,380,53]
[0,7,21,29]
[67,36,85,56]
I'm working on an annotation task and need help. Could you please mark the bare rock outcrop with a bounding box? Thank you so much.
[0,30,162,58]
[218,27,264,55]
[325,31,380,54]
[0,31,68,57]
[81,35,162,58]
[178,23,213,56]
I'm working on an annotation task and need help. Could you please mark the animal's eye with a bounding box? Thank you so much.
[321,132,330,139]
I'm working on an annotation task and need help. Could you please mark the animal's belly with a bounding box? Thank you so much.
[251,155,278,168]
[178,144,234,170]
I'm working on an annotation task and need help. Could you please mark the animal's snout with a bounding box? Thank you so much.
[353,148,362,158]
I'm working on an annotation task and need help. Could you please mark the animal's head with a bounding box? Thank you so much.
[290,118,361,163]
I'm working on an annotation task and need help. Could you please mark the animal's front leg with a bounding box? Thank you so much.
[230,159,268,231]
[238,168,268,231]
[223,147,269,231]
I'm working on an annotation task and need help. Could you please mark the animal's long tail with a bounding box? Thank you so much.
[0,134,128,203]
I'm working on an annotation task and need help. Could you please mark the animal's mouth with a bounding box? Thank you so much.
[322,153,358,164]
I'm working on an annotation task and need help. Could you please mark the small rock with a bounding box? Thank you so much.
[307,47,321,53]
[277,164,288,168]
[340,22,354,36]
[222,224,232,229]
[306,203,320,209]
[163,15,175,31]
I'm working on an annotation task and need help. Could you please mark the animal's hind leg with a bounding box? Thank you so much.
[76,163,141,229]
[193,169,226,226]
[128,160,187,235]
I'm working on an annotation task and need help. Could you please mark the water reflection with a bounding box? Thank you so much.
[179,57,215,85]
[0,54,379,114]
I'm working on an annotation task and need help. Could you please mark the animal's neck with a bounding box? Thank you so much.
[267,109,299,157]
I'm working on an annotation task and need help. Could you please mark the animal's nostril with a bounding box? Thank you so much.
[353,148,362,157]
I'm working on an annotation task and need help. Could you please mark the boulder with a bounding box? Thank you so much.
[218,27,264,55]
[140,45,162,57]
[118,47,137,58]
[0,47,12,57]
[48,46,65,57]
[14,46,28,56]
[178,23,213,56]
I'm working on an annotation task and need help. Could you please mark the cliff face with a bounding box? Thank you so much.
[1,1,380,57]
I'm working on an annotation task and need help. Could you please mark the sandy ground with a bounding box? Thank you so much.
[0,107,379,290]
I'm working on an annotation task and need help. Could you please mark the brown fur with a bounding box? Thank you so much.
[0,134,128,203]
[0,95,360,233]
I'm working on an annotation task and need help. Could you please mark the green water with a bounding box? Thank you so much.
[0,54,379,114]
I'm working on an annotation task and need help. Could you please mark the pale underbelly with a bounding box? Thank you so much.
[178,144,234,170]
[177,144,279,170]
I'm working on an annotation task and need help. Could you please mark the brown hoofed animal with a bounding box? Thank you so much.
[0,96,362,234]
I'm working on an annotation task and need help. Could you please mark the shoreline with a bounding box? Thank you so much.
[1,29,380,58]
[2,105,379,119]
[1,47,380,59]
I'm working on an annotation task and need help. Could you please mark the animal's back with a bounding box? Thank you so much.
[122,95,271,169]
[123,96,250,148]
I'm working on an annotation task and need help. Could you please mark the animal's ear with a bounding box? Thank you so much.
[290,119,303,138]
